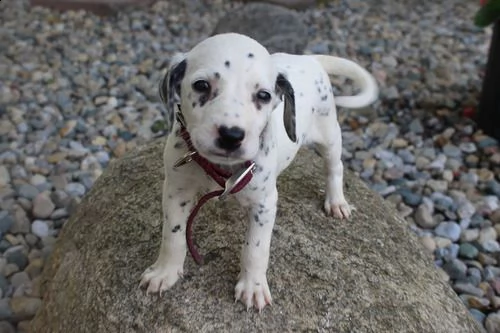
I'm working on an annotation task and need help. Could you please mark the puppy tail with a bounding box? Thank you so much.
[313,55,378,109]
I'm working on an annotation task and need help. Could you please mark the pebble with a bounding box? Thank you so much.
[414,204,436,228]
[434,222,461,242]
[486,312,500,333]
[32,192,55,219]
[9,296,41,321]
[31,220,50,238]
[443,259,467,280]
[459,243,479,259]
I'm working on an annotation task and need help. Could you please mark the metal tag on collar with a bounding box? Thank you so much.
[219,162,256,201]
[176,105,187,128]
[173,151,197,169]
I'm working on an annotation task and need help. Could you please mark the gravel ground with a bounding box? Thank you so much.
[1,0,500,331]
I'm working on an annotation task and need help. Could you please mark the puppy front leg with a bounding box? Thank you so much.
[140,175,196,294]
[235,187,278,311]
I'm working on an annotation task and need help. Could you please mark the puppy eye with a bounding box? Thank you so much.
[192,80,210,93]
[256,90,271,103]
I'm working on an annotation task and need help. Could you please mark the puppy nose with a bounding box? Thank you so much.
[217,125,245,151]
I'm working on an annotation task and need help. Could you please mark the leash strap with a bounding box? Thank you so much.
[174,109,255,265]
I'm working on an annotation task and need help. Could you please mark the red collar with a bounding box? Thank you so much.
[173,108,255,265]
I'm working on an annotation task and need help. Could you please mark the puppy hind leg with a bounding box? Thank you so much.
[316,121,352,219]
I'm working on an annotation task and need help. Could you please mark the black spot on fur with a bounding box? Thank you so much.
[317,87,321,93]
[180,200,189,207]
[246,241,249,246]
[299,92,304,97]
[175,128,181,136]
[168,195,173,199]
[254,214,260,222]
[174,141,183,149]
[225,60,230,67]
[191,102,197,108]
[259,223,264,227]
[263,172,270,182]
[256,240,260,247]
[286,156,291,161]
[312,107,315,113]
[214,72,220,79]
[254,165,264,174]
[224,112,229,117]
[264,146,270,156]
[172,225,180,232]
[256,282,260,285]
[212,89,219,99]
[321,95,328,101]
[250,186,258,191]
[248,53,254,58]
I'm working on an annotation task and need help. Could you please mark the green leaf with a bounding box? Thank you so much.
[475,0,500,27]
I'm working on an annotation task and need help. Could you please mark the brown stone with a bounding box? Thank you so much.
[31,141,482,333]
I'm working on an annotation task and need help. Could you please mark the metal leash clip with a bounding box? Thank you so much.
[173,151,197,169]
[219,162,256,201]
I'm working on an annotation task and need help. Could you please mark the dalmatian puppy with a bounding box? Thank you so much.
[140,33,378,311]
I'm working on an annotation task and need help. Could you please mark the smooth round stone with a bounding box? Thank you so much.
[0,299,12,321]
[420,235,436,253]
[31,220,50,238]
[467,268,482,286]
[442,144,462,158]
[5,250,28,271]
[10,271,30,289]
[459,243,479,259]
[443,259,467,280]
[65,183,86,197]
[434,221,461,242]
[0,321,15,333]
[453,282,485,297]
[0,212,14,235]
[0,276,9,296]
[9,296,41,321]
[32,192,55,219]
[479,227,498,244]
[414,204,436,228]
[486,312,500,333]
[16,184,39,200]
[482,240,500,253]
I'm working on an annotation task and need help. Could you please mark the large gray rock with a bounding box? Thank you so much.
[31,139,482,333]
[212,3,309,54]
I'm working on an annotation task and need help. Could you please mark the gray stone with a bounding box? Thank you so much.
[443,259,468,280]
[10,272,30,289]
[65,183,86,197]
[0,166,10,187]
[240,0,316,9]
[459,243,479,259]
[453,283,485,298]
[486,312,500,333]
[0,276,9,296]
[31,220,50,238]
[0,211,14,235]
[6,250,28,271]
[0,321,15,333]
[32,192,55,219]
[10,297,41,321]
[16,184,39,200]
[0,299,12,321]
[469,309,486,325]
[414,204,436,228]
[434,221,461,242]
[31,142,481,333]
[212,3,308,54]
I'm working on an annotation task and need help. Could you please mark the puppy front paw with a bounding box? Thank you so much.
[139,263,183,295]
[324,198,352,219]
[234,272,272,311]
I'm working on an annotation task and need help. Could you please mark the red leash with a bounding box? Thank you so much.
[173,110,255,265]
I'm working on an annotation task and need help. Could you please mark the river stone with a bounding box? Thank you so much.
[31,141,482,333]
[212,3,308,54]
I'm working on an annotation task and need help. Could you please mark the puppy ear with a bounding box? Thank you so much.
[159,54,187,133]
[275,73,296,142]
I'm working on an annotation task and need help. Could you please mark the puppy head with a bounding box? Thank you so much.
[160,33,295,166]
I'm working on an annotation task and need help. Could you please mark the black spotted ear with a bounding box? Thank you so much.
[159,57,187,133]
[276,73,296,142]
